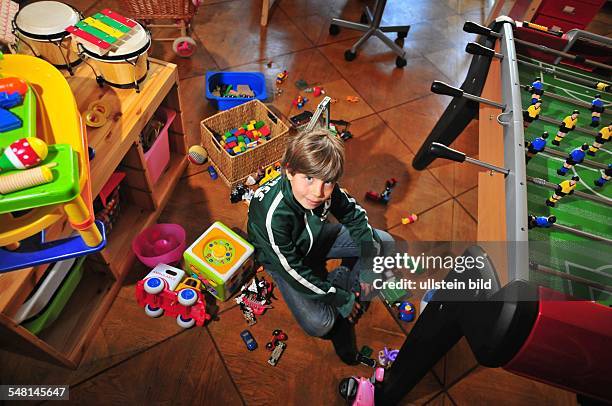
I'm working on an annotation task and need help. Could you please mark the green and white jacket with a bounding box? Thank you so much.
[247,175,381,316]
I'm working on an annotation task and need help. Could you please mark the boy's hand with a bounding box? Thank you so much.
[348,292,363,324]
[360,282,373,299]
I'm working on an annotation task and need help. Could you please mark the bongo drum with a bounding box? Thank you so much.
[78,22,151,92]
[13,1,82,73]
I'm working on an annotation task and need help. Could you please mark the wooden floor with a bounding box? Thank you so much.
[2,0,611,404]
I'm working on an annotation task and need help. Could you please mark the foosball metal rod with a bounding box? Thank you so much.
[540,147,608,171]
[526,175,611,206]
[517,59,610,92]
[538,115,598,137]
[430,142,510,176]
[520,84,612,110]
[530,262,612,294]
[552,223,612,244]
[514,38,612,72]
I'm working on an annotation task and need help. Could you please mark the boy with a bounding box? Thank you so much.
[247,129,393,365]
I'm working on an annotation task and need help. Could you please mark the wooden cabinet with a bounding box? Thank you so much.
[0,58,187,368]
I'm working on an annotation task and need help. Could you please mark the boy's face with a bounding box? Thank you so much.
[286,171,335,209]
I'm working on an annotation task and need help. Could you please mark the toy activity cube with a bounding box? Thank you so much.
[183,221,254,301]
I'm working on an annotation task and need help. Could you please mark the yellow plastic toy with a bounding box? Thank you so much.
[0,54,102,253]
[183,221,254,301]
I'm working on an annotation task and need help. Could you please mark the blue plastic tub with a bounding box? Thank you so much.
[205,71,267,111]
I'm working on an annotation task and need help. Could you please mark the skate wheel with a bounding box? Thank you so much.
[176,314,195,328]
[145,304,164,318]
[144,277,165,294]
[178,288,198,306]
[172,36,197,57]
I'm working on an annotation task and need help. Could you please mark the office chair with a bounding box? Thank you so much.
[329,0,409,68]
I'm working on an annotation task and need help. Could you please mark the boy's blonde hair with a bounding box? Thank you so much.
[282,129,345,183]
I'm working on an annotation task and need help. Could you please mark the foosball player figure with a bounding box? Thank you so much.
[552,110,579,146]
[557,144,588,176]
[525,131,549,163]
[522,101,542,128]
[588,122,611,156]
[526,77,544,104]
[528,214,556,229]
[590,94,604,127]
[594,164,612,187]
[546,176,579,207]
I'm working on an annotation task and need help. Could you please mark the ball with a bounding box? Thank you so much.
[188,145,207,165]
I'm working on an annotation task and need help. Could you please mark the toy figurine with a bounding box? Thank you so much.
[546,176,579,207]
[526,77,544,104]
[0,137,48,172]
[588,122,611,156]
[397,301,415,322]
[594,164,611,187]
[378,347,399,368]
[276,70,288,85]
[528,214,556,229]
[292,95,308,109]
[552,110,579,146]
[590,94,604,127]
[522,101,542,127]
[557,144,588,176]
[525,131,549,163]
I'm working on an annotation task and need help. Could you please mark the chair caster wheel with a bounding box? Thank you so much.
[329,24,340,36]
[344,50,357,61]
[396,56,407,68]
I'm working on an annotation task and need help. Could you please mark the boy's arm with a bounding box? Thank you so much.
[330,185,382,250]
[252,214,355,316]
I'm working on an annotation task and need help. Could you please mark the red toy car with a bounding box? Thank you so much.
[265,329,288,350]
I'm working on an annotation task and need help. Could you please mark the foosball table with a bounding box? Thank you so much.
[382,15,612,405]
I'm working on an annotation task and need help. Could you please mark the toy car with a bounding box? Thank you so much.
[207,165,218,180]
[265,329,288,350]
[240,329,258,351]
[356,353,377,368]
[268,341,286,366]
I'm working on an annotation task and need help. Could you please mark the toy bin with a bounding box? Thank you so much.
[144,107,176,185]
[205,71,267,111]
[201,99,289,188]
[183,221,254,301]
[132,223,187,267]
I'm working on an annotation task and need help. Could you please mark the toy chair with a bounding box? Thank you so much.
[0,54,105,273]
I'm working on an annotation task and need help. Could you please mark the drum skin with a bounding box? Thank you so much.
[13,1,81,69]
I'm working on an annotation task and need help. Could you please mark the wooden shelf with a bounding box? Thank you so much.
[98,205,153,279]
[0,57,187,367]
[0,266,115,367]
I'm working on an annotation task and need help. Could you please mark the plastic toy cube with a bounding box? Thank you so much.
[183,221,255,301]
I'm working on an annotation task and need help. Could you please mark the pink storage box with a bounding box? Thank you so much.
[145,107,176,185]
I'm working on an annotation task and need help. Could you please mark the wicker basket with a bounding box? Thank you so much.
[201,100,289,188]
[124,0,197,19]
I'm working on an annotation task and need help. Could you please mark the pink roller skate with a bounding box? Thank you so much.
[338,367,384,405]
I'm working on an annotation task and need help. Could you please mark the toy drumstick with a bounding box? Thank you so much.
[0,162,57,194]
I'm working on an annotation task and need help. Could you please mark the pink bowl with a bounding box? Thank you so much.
[132,223,186,267]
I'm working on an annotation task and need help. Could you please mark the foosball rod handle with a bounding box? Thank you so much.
[465,42,503,59]
[431,81,505,109]
[430,142,510,176]
[463,21,502,38]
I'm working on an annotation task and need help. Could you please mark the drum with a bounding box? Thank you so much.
[78,22,151,92]
[13,1,82,72]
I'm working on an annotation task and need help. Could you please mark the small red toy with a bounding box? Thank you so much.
[266,329,288,350]
[365,178,397,204]
[292,95,308,109]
